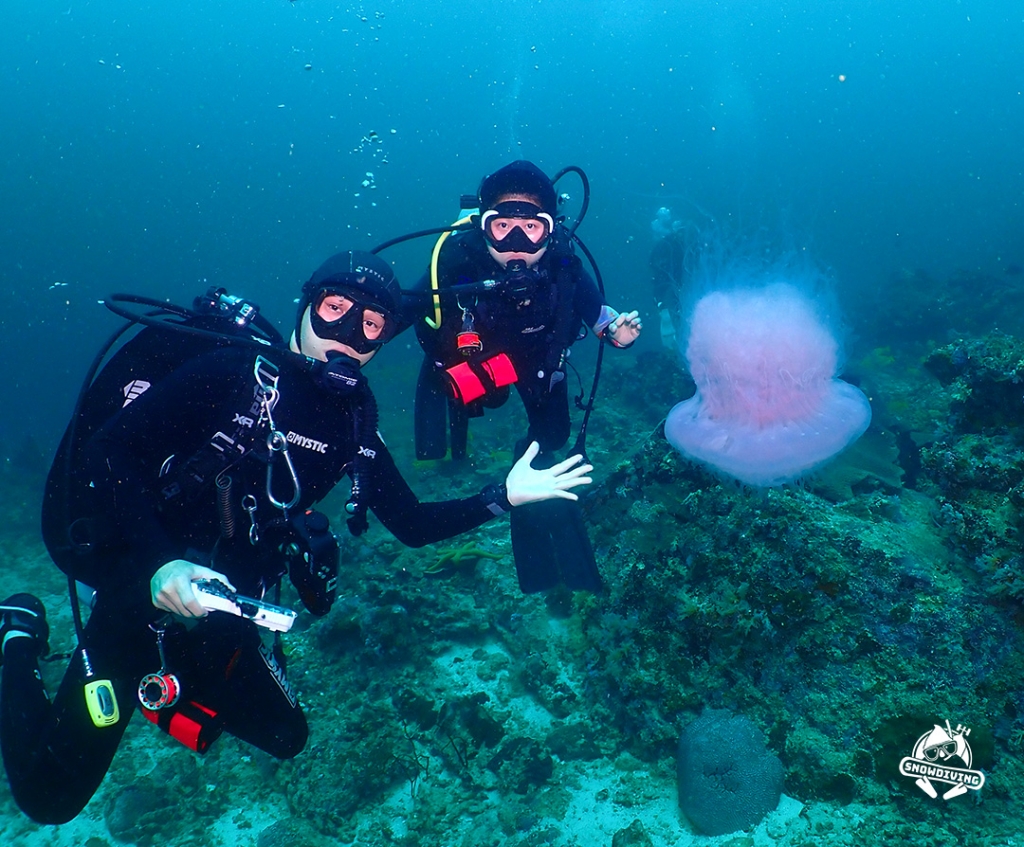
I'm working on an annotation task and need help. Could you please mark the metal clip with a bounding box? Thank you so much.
[266,430,301,511]
[242,494,259,545]
[456,296,482,356]
[148,623,170,672]
[254,357,301,512]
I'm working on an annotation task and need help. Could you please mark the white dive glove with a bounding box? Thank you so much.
[150,559,236,618]
[504,441,594,507]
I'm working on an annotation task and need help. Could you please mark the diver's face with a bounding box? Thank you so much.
[315,293,387,342]
[294,303,379,366]
[484,193,549,268]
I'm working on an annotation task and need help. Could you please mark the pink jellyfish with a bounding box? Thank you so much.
[665,282,871,486]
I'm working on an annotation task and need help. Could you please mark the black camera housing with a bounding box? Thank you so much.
[282,509,339,616]
[193,286,260,329]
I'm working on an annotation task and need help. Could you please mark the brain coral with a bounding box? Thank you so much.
[676,709,785,836]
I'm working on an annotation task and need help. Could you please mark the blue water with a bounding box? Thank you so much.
[2,0,1021,453]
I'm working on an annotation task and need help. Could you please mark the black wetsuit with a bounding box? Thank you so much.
[1,346,502,825]
[413,227,606,460]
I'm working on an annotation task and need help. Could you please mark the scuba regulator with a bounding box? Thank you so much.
[317,351,364,396]
[499,259,539,301]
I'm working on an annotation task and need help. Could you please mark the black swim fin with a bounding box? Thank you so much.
[414,359,451,460]
[509,499,602,594]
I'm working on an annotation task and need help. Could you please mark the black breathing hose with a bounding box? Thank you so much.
[345,384,380,536]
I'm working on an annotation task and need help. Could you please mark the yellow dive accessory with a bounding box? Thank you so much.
[426,214,474,330]
[81,647,120,727]
[85,678,120,727]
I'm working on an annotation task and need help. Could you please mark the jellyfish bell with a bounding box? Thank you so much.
[665,281,871,487]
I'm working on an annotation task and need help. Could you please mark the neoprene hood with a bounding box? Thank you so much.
[301,250,400,314]
[478,160,557,216]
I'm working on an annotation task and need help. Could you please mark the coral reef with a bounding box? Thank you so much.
[4,321,1024,845]
[851,267,1024,348]
[423,541,504,576]
[676,709,784,835]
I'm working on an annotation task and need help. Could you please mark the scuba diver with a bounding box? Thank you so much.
[649,206,688,350]
[410,160,641,594]
[0,250,592,825]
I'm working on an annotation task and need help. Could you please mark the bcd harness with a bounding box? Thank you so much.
[44,292,380,632]
[157,354,306,523]
[437,229,586,408]
[154,347,379,617]
[137,346,387,620]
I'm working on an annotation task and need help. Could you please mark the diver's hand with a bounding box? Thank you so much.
[150,560,236,618]
[505,441,593,506]
[609,310,642,347]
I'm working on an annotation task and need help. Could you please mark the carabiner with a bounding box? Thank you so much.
[254,356,301,512]
[266,430,301,511]
[242,494,260,545]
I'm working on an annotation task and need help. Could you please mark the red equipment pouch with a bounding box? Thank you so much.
[445,361,487,404]
[481,353,517,388]
[141,699,224,754]
[445,353,519,404]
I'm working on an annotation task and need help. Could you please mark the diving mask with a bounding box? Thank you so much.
[481,201,554,255]
[308,287,396,355]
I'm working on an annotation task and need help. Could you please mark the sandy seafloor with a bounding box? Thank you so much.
[1,343,1022,847]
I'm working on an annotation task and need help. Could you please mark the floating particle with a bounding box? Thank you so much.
[304,63,313,71]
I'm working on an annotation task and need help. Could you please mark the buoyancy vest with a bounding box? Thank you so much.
[424,227,585,404]
[41,308,283,588]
